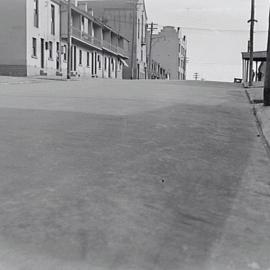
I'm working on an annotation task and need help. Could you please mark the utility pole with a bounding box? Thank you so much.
[147,22,158,79]
[148,22,154,79]
[248,0,257,87]
[193,72,199,80]
[67,0,71,79]
[130,3,135,80]
[264,8,270,106]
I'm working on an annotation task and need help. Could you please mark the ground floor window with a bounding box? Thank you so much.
[63,45,67,62]
[98,55,101,69]
[111,59,114,72]
[32,38,37,57]
[87,52,90,67]
[48,41,53,59]
[79,50,82,65]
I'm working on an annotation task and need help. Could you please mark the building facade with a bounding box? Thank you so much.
[149,26,187,80]
[0,0,129,78]
[79,0,148,79]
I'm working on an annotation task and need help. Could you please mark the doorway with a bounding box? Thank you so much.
[40,38,44,69]
[73,46,77,71]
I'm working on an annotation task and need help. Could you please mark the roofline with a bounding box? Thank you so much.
[59,0,129,41]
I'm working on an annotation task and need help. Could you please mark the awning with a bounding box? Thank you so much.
[120,58,129,67]
[242,51,267,61]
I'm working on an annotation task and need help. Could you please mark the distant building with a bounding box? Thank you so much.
[148,59,168,79]
[148,26,187,80]
[78,0,148,79]
[0,0,129,78]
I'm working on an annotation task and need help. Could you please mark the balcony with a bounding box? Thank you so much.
[117,47,128,58]
[102,40,118,54]
[71,27,128,58]
[72,27,102,49]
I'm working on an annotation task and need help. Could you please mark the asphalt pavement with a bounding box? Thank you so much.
[0,79,270,270]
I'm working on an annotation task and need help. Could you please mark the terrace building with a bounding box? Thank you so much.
[78,0,148,79]
[0,0,129,79]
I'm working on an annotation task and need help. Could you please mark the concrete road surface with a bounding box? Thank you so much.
[0,79,270,270]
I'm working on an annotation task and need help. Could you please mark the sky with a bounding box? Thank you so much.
[145,0,269,82]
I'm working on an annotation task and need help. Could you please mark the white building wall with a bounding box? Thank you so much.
[24,0,125,79]
[26,0,61,76]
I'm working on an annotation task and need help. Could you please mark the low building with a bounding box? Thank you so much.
[241,51,267,87]
[0,0,129,79]
[148,26,187,80]
[78,0,148,79]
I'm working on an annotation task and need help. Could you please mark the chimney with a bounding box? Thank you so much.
[78,2,88,12]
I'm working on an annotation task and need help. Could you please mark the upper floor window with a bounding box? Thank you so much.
[138,19,140,39]
[141,15,144,40]
[51,5,55,35]
[34,0,39,27]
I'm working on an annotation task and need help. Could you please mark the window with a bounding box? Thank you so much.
[34,0,39,27]
[81,16,86,33]
[56,42,60,70]
[51,5,55,35]
[105,57,107,71]
[87,52,90,67]
[141,15,144,41]
[63,45,67,62]
[79,50,82,65]
[49,41,53,59]
[141,49,143,61]
[138,19,140,39]
[98,55,101,69]
[32,38,37,57]
[111,58,114,71]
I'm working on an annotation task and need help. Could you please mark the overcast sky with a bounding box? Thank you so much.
[145,0,269,81]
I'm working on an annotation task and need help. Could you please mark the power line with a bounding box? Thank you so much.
[103,18,267,33]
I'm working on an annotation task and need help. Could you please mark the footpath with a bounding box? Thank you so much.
[246,87,270,150]
[0,75,81,85]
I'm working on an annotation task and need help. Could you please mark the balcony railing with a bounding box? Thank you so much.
[72,27,128,57]
[102,40,118,53]
[72,27,102,48]
[117,47,128,57]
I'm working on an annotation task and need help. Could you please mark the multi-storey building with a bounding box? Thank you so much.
[149,26,187,80]
[0,0,129,79]
[79,0,148,79]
